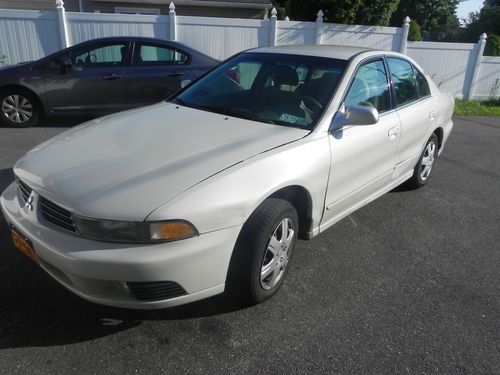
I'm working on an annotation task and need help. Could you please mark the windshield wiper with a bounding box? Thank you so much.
[194,104,276,125]
[169,97,186,106]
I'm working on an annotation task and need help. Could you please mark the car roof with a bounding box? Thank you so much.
[77,36,179,44]
[247,44,375,60]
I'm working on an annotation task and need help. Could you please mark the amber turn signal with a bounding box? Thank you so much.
[150,221,197,241]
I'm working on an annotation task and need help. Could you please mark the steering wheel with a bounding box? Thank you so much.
[298,95,323,114]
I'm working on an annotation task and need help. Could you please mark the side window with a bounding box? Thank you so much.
[71,43,128,67]
[387,57,418,106]
[133,44,189,65]
[414,67,431,98]
[344,59,391,113]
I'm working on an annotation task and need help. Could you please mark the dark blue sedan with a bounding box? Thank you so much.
[0,37,218,127]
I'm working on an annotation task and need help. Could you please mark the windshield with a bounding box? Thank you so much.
[171,52,347,129]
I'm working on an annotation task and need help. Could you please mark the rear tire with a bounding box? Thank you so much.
[0,89,41,128]
[406,133,439,189]
[226,198,298,305]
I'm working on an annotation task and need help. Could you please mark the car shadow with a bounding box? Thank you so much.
[0,269,249,349]
[0,116,93,129]
[36,115,93,128]
[0,165,249,348]
[0,167,14,192]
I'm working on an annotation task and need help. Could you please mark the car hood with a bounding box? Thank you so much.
[14,102,308,220]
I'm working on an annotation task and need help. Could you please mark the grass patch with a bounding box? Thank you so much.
[454,99,500,116]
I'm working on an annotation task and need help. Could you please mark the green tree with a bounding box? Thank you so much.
[282,0,401,26]
[390,0,460,40]
[484,0,499,6]
[461,5,500,55]
[489,34,500,56]
[408,20,422,41]
[271,0,288,19]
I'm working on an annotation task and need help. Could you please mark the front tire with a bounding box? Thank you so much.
[406,133,439,189]
[227,198,298,304]
[0,89,40,128]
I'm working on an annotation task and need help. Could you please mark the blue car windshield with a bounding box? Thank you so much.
[171,52,347,129]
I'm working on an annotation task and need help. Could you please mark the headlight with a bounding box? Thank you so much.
[73,215,197,243]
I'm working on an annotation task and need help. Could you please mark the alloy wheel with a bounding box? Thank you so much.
[260,218,295,290]
[420,140,437,181]
[2,95,33,124]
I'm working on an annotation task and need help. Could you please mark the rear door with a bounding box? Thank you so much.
[122,42,192,107]
[44,41,131,114]
[386,57,436,179]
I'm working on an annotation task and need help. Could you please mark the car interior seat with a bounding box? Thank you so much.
[274,65,299,90]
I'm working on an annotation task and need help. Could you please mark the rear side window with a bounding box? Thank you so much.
[344,59,391,113]
[133,43,189,66]
[414,67,431,98]
[71,43,128,67]
[387,57,418,106]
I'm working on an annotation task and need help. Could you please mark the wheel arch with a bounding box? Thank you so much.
[433,127,444,151]
[0,84,45,116]
[267,185,313,240]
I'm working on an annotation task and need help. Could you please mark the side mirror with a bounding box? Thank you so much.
[345,105,379,125]
[60,58,73,74]
[180,79,192,88]
[332,103,379,129]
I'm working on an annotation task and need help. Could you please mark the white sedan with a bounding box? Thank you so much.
[1,45,454,309]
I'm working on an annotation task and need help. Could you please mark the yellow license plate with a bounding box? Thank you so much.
[11,228,38,262]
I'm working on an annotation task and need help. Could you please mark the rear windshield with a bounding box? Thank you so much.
[171,52,347,129]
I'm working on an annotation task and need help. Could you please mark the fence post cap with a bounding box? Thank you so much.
[285,16,290,21]
[271,7,277,17]
[479,33,487,41]
[55,0,64,8]
[403,16,410,25]
[317,10,324,19]
[169,2,175,11]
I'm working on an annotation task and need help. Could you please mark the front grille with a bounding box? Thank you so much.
[126,281,187,301]
[40,197,76,232]
[16,178,32,202]
[16,177,77,233]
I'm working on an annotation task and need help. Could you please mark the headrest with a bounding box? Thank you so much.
[275,65,298,86]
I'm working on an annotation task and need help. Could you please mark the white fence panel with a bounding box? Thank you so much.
[407,41,476,98]
[322,24,402,51]
[177,16,268,60]
[1,5,500,100]
[474,56,500,99]
[276,21,315,46]
[0,9,60,63]
[66,12,169,45]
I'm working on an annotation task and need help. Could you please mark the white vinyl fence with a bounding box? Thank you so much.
[0,1,499,100]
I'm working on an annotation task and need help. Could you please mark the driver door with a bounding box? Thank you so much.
[322,58,402,225]
[44,41,131,115]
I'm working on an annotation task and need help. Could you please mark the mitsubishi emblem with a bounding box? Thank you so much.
[25,192,34,211]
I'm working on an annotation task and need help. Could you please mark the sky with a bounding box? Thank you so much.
[456,0,484,21]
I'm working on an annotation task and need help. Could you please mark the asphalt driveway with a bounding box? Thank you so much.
[0,116,499,374]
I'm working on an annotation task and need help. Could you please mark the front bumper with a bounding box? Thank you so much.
[1,181,241,309]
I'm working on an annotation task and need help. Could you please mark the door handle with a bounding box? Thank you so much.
[429,111,436,121]
[388,126,400,139]
[103,73,122,80]
[167,72,185,77]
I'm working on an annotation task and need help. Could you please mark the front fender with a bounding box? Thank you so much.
[146,134,331,235]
